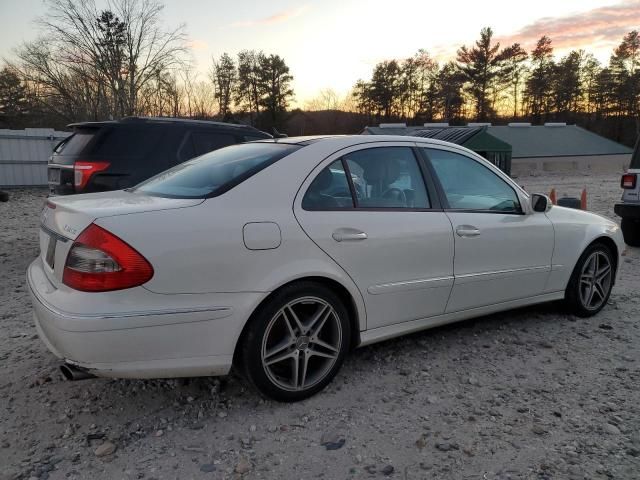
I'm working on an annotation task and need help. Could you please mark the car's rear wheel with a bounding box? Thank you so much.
[565,243,615,317]
[239,282,351,402]
[621,218,640,247]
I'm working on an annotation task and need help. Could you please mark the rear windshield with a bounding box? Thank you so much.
[132,142,301,198]
[632,139,640,169]
[56,130,98,155]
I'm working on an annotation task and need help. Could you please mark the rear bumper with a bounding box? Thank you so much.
[614,203,640,219]
[27,257,266,379]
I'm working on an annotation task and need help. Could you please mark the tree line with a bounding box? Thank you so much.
[0,1,638,145]
[351,28,640,144]
[0,0,295,131]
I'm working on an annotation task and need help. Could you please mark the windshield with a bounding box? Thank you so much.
[133,142,301,198]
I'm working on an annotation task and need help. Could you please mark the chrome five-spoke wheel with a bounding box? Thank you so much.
[240,282,350,402]
[261,297,341,391]
[578,250,613,311]
[566,243,615,317]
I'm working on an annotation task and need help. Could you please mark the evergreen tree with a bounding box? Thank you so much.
[456,27,511,121]
[525,36,555,122]
[0,67,30,126]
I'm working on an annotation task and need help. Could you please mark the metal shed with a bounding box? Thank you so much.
[362,124,513,175]
[487,124,632,175]
[0,128,70,187]
[413,126,512,174]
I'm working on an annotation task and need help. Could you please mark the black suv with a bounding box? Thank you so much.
[48,117,271,195]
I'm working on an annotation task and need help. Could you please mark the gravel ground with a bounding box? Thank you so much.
[1,172,639,480]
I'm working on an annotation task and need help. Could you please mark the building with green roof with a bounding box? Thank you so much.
[361,122,633,176]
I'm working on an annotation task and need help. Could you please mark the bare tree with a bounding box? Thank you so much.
[305,88,342,111]
[11,0,186,120]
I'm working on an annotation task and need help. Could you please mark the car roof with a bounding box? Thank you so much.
[254,135,342,145]
[256,134,466,149]
[67,117,270,134]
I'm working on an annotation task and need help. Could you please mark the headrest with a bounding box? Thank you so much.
[363,158,401,185]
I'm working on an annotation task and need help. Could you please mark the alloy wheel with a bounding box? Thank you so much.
[578,251,613,311]
[261,297,342,392]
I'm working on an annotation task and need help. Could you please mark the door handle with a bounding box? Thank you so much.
[332,228,368,242]
[456,225,481,237]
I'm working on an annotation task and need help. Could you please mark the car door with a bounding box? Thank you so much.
[294,143,455,330]
[420,146,554,313]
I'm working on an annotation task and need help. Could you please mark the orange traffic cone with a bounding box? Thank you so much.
[580,188,587,210]
[549,188,557,205]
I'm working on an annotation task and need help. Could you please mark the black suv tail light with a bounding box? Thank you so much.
[74,161,110,189]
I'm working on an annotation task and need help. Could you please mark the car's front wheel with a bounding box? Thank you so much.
[239,282,351,402]
[565,242,615,317]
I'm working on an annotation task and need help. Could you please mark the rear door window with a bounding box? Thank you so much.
[176,132,196,163]
[91,128,162,157]
[302,160,355,210]
[192,131,236,156]
[344,147,430,209]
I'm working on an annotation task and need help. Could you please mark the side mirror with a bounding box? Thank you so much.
[531,193,552,213]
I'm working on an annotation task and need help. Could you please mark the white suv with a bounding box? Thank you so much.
[615,140,640,246]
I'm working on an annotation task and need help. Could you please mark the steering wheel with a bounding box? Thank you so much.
[382,187,407,206]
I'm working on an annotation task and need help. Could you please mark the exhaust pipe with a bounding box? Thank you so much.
[60,363,95,381]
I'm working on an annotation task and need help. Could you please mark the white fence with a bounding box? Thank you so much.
[0,128,71,187]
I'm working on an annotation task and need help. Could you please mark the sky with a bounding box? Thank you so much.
[1,0,639,105]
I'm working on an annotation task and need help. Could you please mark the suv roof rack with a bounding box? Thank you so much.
[68,117,264,131]
[120,116,258,129]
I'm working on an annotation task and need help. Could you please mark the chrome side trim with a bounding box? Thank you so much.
[49,164,75,169]
[455,265,551,285]
[368,276,454,295]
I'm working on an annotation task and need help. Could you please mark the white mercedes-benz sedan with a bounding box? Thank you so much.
[28,135,624,401]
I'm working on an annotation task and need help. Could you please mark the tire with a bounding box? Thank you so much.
[565,242,615,317]
[0,191,8,202]
[239,281,351,402]
[621,218,640,247]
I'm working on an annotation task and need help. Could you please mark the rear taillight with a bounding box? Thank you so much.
[621,173,637,189]
[74,161,110,189]
[63,224,153,292]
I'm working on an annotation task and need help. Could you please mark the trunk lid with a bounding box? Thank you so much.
[39,190,203,286]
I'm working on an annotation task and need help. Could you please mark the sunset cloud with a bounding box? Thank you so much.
[232,6,310,28]
[498,0,640,54]
[187,39,209,51]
